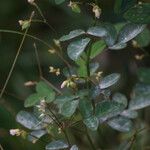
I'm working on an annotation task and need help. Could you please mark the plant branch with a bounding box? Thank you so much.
[0,12,34,99]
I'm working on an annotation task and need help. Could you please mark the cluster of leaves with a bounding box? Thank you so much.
[14,0,150,150]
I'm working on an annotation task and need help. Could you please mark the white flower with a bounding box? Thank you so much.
[10,129,21,136]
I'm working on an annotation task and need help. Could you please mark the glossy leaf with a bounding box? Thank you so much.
[99,73,120,89]
[90,40,106,59]
[59,29,85,42]
[79,99,93,119]
[107,116,133,132]
[24,93,42,108]
[28,130,47,143]
[121,110,138,119]
[16,111,45,130]
[83,116,99,131]
[70,145,79,150]
[46,140,68,150]
[124,3,150,24]
[36,81,55,103]
[61,100,79,117]
[129,94,150,110]
[109,43,127,50]
[95,101,125,120]
[112,93,128,108]
[87,24,117,46]
[132,83,150,97]
[67,38,91,60]
[87,26,106,37]
[118,23,145,44]
[54,94,78,112]
[90,62,99,75]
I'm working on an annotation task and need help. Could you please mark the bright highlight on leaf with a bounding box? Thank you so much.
[67,38,91,60]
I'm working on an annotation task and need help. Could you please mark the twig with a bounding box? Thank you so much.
[0,144,4,150]
[0,12,35,99]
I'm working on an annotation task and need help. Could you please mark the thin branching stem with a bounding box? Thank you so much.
[0,12,35,99]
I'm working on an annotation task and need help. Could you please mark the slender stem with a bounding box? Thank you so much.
[86,129,97,150]
[33,43,62,94]
[32,19,57,35]
[41,77,62,94]
[32,3,46,23]
[63,129,71,147]
[0,12,34,99]
[33,43,43,77]
[0,29,51,48]
[0,29,72,76]
[86,46,95,110]
[0,144,4,150]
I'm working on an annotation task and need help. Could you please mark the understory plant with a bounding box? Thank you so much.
[1,0,150,149]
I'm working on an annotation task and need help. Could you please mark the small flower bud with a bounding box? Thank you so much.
[10,129,21,136]
[61,80,68,89]
[24,81,37,87]
[132,40,139,48]
[68,1,81,13]
[27,0,35,4]
[18,20,31,30]
[48,49,56,54]
[92,5,101,19]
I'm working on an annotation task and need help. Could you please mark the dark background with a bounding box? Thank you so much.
[0,0,150,149]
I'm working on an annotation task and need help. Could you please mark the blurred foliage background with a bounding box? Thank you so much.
[0,0,150,149]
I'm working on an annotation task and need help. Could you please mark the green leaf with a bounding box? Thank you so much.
[90,40,106,59]
[121,110,138,119]
[99,73,120,89]
[28,130,47,143]
[124,3,150,24]
[79,99,93,119]
[46,140,68,150]
[75,57,87,77]
[129,94,150,110]
[114,0,137,14]
[83,116,99,131]
[118,23,146,44]
[134,28,150,47]
[87,24,117,46]
[109,43,127,50]
[59,29,85,42]
[36,81,55,103]
[95,101,125,120]
[16,111,45,130]
[24,93,42,108]
[132,83,150,97]
[55,0,65,5]
[67,38,91,60]
[61,100,79,117]
[137,68,150,84]
[54,94,78,112]
[70,145,79,150]
[108,116,133,132]
[90,62,99,75]
[112,93,128,108]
